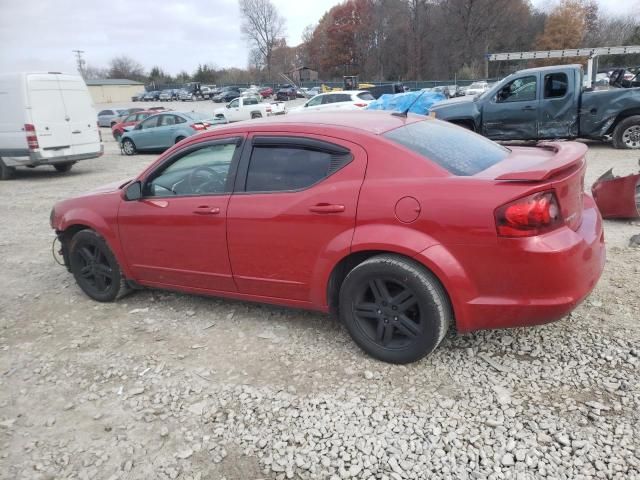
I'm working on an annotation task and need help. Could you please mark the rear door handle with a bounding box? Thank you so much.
[309,203,345,213]
[193,206,220,215]
[522,106,536,111]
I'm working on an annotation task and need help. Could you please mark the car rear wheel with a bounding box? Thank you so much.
[54,162,74,173]
[0,158,16,180]
[613,116,640,149]
[339,254,451,364]
[122,138,136,155]
[69,229,128,302]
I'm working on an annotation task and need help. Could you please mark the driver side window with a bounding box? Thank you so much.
[497,76,537,103]
[140,116,160,129]
[229,99,239,108]
[146,143,238,197]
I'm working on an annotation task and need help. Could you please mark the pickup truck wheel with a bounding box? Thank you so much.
[54,162,74,173]
[0,158,16,180]
[613,115,640,149]
[339,254,452,364]
[251,112,262,119]
[122,138,137,156]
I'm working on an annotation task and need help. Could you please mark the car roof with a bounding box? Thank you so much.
[205,111,425,136]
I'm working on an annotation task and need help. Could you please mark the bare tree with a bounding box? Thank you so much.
[238,0,285,80]
[108,56,145,81]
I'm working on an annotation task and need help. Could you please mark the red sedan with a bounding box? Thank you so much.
[111,110,157,140]
[50,112,605,363]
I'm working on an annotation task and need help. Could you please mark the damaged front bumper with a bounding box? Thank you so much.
[591,167,640,219]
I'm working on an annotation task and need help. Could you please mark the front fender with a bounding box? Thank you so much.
[56,206,133,279]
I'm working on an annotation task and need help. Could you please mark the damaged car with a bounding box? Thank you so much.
[50,112,605,364]
[430,64,640,149]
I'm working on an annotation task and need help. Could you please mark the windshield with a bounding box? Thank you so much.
[384,119,509,176]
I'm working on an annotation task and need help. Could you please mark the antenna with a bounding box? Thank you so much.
[72,49,86,76]
[392,90,427,118]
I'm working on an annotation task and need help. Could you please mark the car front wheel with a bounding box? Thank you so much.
[122,138,137,155]
[339,254,451,364]
[69,229,127,302]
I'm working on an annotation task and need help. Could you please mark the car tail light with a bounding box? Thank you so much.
[25,124,39,150]
[191,123,206,131]
[353,103,367,108]
[495,191,562,237]
[266,107,272,113]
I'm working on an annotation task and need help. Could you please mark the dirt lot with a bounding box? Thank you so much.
[1,105,639,479]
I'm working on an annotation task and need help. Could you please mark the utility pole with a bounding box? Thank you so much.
[72,50,86,77]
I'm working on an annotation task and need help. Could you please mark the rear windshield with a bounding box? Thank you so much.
[384,120,509,176]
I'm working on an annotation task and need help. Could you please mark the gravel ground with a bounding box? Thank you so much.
[0,106,639,480]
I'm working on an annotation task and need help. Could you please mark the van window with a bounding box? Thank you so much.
[384,120,509,176]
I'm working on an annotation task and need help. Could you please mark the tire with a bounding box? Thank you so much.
[54,162,74,173]
[68,229,129,302]
[339,254,452,364]
[175,136,186,144]
[251,112,262,119]
[122,138,136,156]
[612,115,640,149]
[0,158,16,180]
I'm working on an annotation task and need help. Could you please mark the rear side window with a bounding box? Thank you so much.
[384,120,509,176]
[358,92,375,100]
[544,73,568,98]
[246,145,351,192]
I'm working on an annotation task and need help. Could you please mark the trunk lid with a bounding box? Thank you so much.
[478,142,587,232]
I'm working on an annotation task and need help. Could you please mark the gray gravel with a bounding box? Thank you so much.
[0,111,639,479]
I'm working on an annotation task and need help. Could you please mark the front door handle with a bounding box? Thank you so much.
[309,203,345,214]
[193,206,220,215]
[522,106,536,111]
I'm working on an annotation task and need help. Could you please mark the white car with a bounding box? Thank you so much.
[288,90,375,114]
[464,82,490,96]
[0,72,102,180]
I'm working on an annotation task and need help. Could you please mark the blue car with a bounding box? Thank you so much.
[120,111,224,155]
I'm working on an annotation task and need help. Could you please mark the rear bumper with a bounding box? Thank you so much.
[2,145,104,167]
[415,196,606,332]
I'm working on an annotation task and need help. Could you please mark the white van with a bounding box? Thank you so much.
[0,72,103,180]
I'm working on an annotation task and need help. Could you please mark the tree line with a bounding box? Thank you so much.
[82,0,640,84]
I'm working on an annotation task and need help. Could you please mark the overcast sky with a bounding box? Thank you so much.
[0,0,638,75]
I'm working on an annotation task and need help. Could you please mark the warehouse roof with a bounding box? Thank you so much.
[85,78,144,86]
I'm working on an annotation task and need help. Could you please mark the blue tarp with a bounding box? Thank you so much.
[366,90,446,115]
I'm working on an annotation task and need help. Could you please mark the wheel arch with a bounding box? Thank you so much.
[608,109,640,134]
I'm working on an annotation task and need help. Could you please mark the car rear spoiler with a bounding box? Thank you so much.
[496,142,587,182]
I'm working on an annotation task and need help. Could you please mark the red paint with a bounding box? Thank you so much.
[591,171,640,219]
[52,112,605,332]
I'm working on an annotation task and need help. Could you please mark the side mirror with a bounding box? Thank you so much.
[124,181,142,201]
[135,123,143,130]
[304,103,308,107]
[226,104,230,109]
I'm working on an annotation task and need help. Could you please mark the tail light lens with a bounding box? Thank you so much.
[25,124,39,150]
[191,123,206,131]
[495,191,562,237]
[353,102,367,108]
[266,107,272,113]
